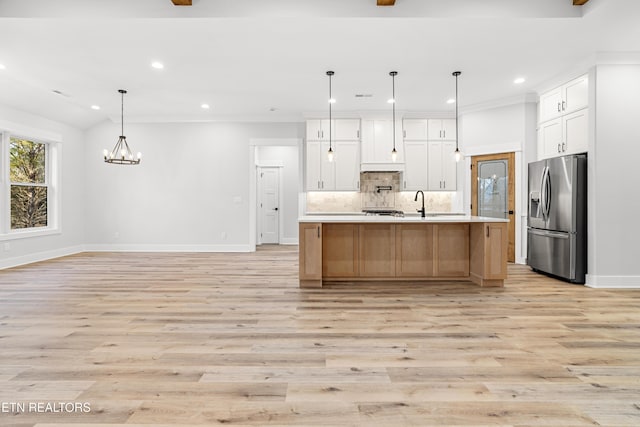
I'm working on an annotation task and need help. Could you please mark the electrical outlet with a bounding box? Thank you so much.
[3,242,10,251]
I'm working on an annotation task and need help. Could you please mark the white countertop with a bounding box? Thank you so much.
[299,214,509,223]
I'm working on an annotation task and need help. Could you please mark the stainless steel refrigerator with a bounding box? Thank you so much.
[527,154,587,284]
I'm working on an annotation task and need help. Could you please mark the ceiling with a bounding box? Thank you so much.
[1,0,639,130]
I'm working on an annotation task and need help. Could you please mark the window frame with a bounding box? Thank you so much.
[0,131,61,241]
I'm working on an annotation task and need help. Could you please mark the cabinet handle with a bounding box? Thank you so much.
[321,130,324,138]
[562,101,566,111]
[357,130,360,139]
[318,180,320,189]
[562,142,566,152]
[557,102,561,112]
[404,181,406,189]
[317,226,320,238]
[443,130,446,138]
[486,226,490,237]
[317,131,320,139]
[558,144,561,153]
[443,180,446,188]
[321,181,324,189]
[403,130,406,138]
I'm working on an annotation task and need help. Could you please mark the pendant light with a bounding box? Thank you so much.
[326,71,335,162]
[389,71,398,162]
[452,71,462,162]
[103,89,142,165]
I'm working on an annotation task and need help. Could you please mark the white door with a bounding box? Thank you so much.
[258,167,280,244]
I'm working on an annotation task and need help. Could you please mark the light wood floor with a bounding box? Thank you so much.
[0,246,639,426]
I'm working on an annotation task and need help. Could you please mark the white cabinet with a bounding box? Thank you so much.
[306,141,335,191]
[334,141,360,191]
[538,109,589,159]
[538,74,588,123]
[427,119,456,141]
[402,119,428,140]
[361,119,404,165]
[334,119,360,141]
[427,141,457,191]
[306,119,361,191]
[306,119,334,142]
[403,141,428,190]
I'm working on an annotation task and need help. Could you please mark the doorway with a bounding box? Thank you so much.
[471,152,516,262]
[257,166,281,245]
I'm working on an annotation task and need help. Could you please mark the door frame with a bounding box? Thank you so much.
[257,166,282,245]
[471,152,516,262]
[248,138,303,251]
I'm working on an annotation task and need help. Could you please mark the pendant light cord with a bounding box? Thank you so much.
[453,71,461,152]
[328,72,332,151]
[390,71,397,151]
[119,89,127,137]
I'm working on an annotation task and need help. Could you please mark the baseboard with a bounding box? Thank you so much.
[83,244,253,253]
[586,274,640,289]
[280,238,299,245]
[0,245,85,270]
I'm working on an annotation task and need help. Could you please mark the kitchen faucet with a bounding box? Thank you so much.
[414,190,425,218]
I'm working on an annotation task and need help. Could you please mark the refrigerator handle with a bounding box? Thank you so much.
[540,166,548,220]
[544,166,552,219]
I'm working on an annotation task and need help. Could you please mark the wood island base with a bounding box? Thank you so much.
[299,219,508,288]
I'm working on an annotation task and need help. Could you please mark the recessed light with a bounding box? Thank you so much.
[151,61,164,70]
[201,104,210,109]
[0,64,6,70]
[269,107,277,112]
[91,105,100,110]
[514,77,526,84]
[446,98,455,104]
[328,98,336,104]
[387,98,395,104]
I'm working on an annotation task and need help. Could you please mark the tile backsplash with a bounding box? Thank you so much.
[306,172,453,213]
[360,172,401,209]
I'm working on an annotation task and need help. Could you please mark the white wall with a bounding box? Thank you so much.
[0,104,85,268]
[83,121,302,251]
[587,64,640,287]
[459,100,537,264]
[256,145,299,244]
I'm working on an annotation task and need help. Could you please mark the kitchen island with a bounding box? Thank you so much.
[299,215,509,288]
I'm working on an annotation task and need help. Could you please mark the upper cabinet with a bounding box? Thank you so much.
[402,119,428,140]
[306,119,333,142]
[403,141,428,190]
[334,119,360,141]
[427,141,457,191]
[427,119,456,141]
[361,119,405,165]
[306,119,361,191]
[538,108,589,159]
[538,74,588,124]
[537,74,589,159]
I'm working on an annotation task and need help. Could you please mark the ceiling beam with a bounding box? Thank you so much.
[377,0,396,6]
[171,0,192,5]
[573,0,589,5]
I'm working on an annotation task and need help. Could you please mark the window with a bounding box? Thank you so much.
[1,131,59,239]
[10,137,48,229]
